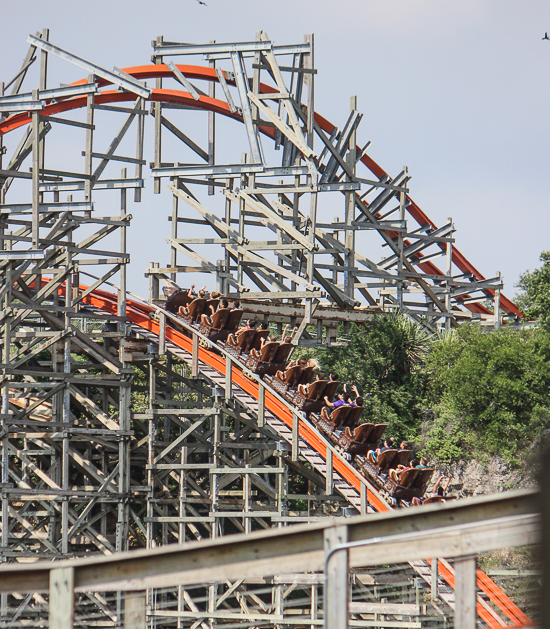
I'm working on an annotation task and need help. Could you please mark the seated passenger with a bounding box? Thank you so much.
[367,439,391,464]
[250,334,277,360]
[324,392,348,410]
[187,284,207,300]
[250,321,269,352]
[281,324,298,343]
[227,320,256,347]
[412,485,445,506]
[344,384,362,406]
[275,360,302,387]
[297,372,326,398]
[389,458,420,482]
[200,299,229,327]
[320,393,349,423]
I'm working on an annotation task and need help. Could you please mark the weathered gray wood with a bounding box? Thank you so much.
[192,333,199,378]
[325,448,333,496]
[431,557,439,601]
[49,567,74,628]
[292,413,299,461]
[124,591,146,628]
[324,525,348,629]
[258,381,265,427]
[454,556,477,629]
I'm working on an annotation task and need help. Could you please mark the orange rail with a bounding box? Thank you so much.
[73,284,527,627]
[0,64,520,318]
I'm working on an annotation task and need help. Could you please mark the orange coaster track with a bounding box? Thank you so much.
[0,55,528,625]
[77,282,528,628]
[0,63,520,318]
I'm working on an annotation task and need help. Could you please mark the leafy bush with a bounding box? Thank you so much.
[315,313,432,440]
[425,325,550,461]
[516,251,550,329]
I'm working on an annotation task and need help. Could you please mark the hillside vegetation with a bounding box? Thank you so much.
[312,251,550,467]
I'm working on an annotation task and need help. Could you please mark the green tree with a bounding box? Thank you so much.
[516,251,550,329]
[315,313,432,440]
[424,324,550,461]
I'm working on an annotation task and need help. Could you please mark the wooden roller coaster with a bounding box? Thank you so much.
[0,30,532,628]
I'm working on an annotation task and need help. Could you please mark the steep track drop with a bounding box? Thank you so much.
[78,283,529,628]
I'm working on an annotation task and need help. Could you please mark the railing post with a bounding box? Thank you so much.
[325,448,333,496]
[258,381,265,427]
[191,332,199,378]
[158,311,166,355]
[49,567,74,628]
[324,525,349,629]
[431,558,439,601]
[454,555,477,629]
[360,483,367,515]
[125,590,146,628]
[225,355,232,400]
[292,412,299,461]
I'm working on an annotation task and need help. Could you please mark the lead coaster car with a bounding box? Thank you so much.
[380,467,434,502]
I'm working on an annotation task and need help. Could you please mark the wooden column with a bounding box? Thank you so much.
[125,591,146,628]
[324,525,348,629]
[454,556,477,629]
[49,567,74,628]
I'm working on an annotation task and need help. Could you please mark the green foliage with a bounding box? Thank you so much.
[420,407,471,463]
[314,313,433,440]
[516,251,550,329]
[424,325,550,461]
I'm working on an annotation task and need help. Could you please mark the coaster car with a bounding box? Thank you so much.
[245,341,293,376]
[198,307,231,342]
[178,298,207,324]
[314,405,351,437]
[221,328,257,359]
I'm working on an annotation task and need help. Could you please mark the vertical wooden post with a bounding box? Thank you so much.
[158,311,166,355]
[84,74,95,202]
[445,217,453,331]
[192,333,199,378]
[344,96,357,301]
[292,413,299,461]
[258,381,265,428]
[49,567,74,628]
[360,483,367,515]
[208,41,216,196]
[324,525,349,629]
[31,90,40,249]
[494,272,501,329]
[125,591,146,628]
[225,356,232,400]
[325,448,333,496]
[153,36,163,194]
[454,556,477,629]
[431,558,439,601]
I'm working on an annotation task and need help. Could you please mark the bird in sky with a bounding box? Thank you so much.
[543,32,550,40]
[196,0,207,4]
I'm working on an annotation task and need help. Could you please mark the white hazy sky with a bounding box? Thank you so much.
[1,0,549,300]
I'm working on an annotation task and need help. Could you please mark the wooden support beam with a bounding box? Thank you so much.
[125,591,146,628]
[49,567,74,629]
[454,556,477,629]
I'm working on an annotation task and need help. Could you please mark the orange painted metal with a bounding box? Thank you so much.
[0,63,519,316]
[69,281,526,627]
